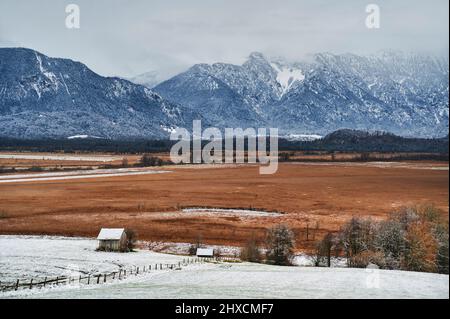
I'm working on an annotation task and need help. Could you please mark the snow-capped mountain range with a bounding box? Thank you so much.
[154,51,449,138]
[0,48,448,139]
[0,48,204,139]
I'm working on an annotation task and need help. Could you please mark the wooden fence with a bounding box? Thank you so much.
[0,256,218,293]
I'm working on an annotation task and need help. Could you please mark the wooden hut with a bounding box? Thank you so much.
[97,228,127,252]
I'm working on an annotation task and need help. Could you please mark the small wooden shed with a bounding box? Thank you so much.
[196,248,214,258]
[97,228,127,252]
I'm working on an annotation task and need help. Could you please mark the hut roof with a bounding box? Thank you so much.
[97,228,125,240]
[196,248,214,256]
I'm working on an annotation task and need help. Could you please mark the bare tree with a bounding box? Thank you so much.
[188,234,203,256]
[124,228,137,252]
[240,233,262,263]
[333,206,449,273]
[140,154,163,167]
[313,232,334,267]
[265,224,295,266]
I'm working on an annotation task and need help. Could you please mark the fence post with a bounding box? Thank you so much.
[143,266,146,272]
[113,272,116,280]
[97,275,100,284]
[29,279,33,289]
[15,279,19,291]
[149,265,151,271]
[136,267,139,275]
[43,277,47,288]
[87,275,90,285]
[103,274,107,283]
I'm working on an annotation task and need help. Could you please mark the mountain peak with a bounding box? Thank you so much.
[247,52,267,62]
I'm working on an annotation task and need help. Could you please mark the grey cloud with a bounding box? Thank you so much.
[0,0,447,79]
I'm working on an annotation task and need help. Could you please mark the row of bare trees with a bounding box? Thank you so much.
[313,205,449,274]
[237,205,448,274]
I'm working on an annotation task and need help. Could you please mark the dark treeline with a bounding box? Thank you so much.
[0,137,176,154]
[0,129,448,155]
[279,130,449,153]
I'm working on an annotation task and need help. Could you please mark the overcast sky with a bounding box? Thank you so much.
[0,0,448,79]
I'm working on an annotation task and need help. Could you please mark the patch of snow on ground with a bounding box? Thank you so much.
[0,154,122,162]
[0,235,185,284]
[0,168,171,183]
[181,208,282,218]
[67,135,102,140]
[145,241,241,257]
[292,253,347,268]
[1,236,448,299]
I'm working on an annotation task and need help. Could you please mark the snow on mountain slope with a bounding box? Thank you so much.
[0,48,203,139]
[0,48,448,139]
[270,62,305,96]
[156,51,448,137]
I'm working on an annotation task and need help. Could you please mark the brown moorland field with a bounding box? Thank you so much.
[0,161,448,251]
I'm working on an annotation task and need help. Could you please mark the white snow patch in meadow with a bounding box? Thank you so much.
[0,154,122,162]
[181,208,282,218]
[145,241,240,257]
[0,168,171,183]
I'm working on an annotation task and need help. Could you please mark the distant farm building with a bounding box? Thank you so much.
[196,248,214,258]
[97,228,127,252]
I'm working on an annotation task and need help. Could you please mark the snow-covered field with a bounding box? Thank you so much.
[0,235,184,283]
[0,168,171,183]
[1,236,448,299]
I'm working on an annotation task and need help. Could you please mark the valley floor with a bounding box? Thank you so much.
[0,162,447,250]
